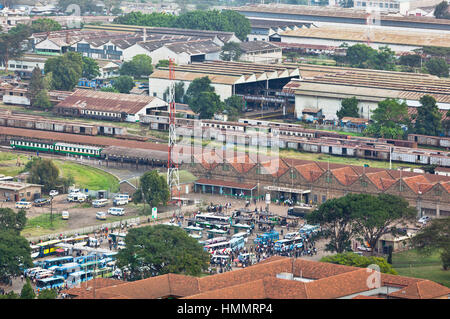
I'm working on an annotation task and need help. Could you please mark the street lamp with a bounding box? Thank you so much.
[50,193,54,227]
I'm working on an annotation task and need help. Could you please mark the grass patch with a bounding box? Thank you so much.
[54,161,120,192]
[22,213,68,237]
[392,249,449,288]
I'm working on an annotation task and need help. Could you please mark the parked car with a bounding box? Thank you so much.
[49,190,59,197]
[418,216,431,224]
[96,212,107,220]
[357,245,372,252]
[34,198,50,207]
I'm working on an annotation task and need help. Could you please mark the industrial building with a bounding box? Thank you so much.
[0,181,42,202]
[233,4,450,31]
[53,89,168,122]
[149,60,300,103]
[282,64,450,121]
[238,41,283,64]
[278,24,450,53]
[246,18,314,42]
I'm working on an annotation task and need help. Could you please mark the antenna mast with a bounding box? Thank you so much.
[167,59,180,205]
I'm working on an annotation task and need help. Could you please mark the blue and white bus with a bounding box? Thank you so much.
[35,276,65,293]
[53,262,81,279]
[42,256,74,269]
[74,254,97,264]
[66,270,94,288]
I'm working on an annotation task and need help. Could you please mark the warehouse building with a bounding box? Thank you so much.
[0,181,42,202]
[238,41,283,64]
[53,89,168,122]
[282,65,450,121]
[149,60,300,101]
[246,18,314,42]
[278,24,450,53]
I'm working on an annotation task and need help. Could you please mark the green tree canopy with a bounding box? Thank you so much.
[364,98,410,139]
[414,95,443,136]
[345,44,396,70]
[37,289,58,299]
[163,81,185,103]
[112,75,135,94]
[321,252,398,274]
[411,217,450,270]
[350,194,416,255]
[306,194,360,253]
[434,1,450,19]
[20,279,36,299]
[0,23,31,72]
[0,208,27,234]
[44,52,83,91]
[155,59,170,69]
[191,91,224,119]
[116,224,210,280]
[185,76,214,105]
[399,54,422,68]
[0,229,32,282]
[336,97,359,120]
[120,54,153,79]
[224,95,245,121]
[27,158,61,193]
[30,18,62,33]
[220,42,243,62]
[425,57,449,77]
[81,56,100,80]
[133,170,170,208]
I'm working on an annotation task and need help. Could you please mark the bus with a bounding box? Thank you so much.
[231,232,249,242]
[254,231,279,246]
[274,237,304,252]
[66,270,94,288]
[30,245,40,259]
[94,267,114,279]
[195,213,231,225]
[184,225,203,239]
[53,262,82,279]
[229,236,245,252]
[79,259,109,272]
[61,235,89,247]
[42,256,74,269]
[35,276,65,293]
[199,236,228,246]
[92,199,109,208]
[35,239,62,258]
[204,241,231,254]
[74,254,97,264]
[15,201,32,209]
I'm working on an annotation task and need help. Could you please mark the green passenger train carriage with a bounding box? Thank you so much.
[10,139,103,158]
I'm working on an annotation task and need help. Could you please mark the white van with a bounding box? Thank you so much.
[96,212,106,220]
[15,201,32,209]
[108,207,124,216]
[61,211,69,220]
[92,198,109,208]
[113,194,130,206]
[67,193,87,203]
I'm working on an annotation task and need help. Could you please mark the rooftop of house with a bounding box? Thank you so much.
[62,257,450,299]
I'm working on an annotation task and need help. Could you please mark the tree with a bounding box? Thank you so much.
[116,224,210,280]
[31,18,62,33]
[364,98,409,139]
[112,75,135,94]
[220,10,251,42]
[155,59,170,68]
[220,42,243,62]
[345,44,377,69]
[370,46,396,71]
[0,230,32,282]
[185,76,214,105]
[37,289,58,299]
[306,195,360,253]
[411,217,450,270]
[351,194,416,255]
[27,67,45,107]
[434,1,450,19]
[336,97,359,120]
[321,252,398,274]
[20,279,36,299]
[399,54,422,68]
[27,158,60,193]
[44,52,83,91]
[425,58,449,77]
[120,54,153,78]
[100,86,120,93]
[133,170,169,208]
[414,95,443,136]
[190,91,224,119]
[0,23,31,72]
[224,95,244,121]
[0,208,27,235]
[81,56,100,80]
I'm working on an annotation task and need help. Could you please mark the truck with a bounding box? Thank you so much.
[287,204,316,218]
[253,231,279,246]
[67,193,87,203]
[113,194,130,206]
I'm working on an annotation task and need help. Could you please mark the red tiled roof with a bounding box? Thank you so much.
[331,166,359,186]
[295,162,325,182]
[388,280,450,299]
